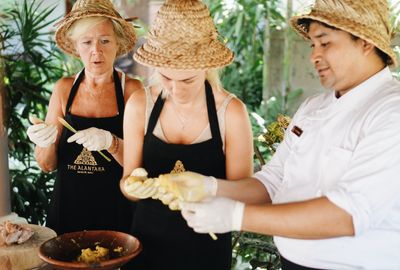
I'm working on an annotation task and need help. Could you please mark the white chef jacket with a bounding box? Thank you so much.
[254,67,400,269]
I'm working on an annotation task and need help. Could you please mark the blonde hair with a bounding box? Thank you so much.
[67,16,127,53]
[148,68,223,98]
[205,68,222,91]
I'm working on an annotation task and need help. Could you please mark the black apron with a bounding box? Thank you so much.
[129,81,232,270]
[47,69,133,235]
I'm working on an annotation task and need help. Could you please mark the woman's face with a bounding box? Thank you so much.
[157,68,206,98]
[74,19,118,75]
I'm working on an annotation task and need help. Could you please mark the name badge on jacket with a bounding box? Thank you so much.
[291,125,303,137]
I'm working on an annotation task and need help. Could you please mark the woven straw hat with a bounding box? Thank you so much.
[134,0,234,70]
[290,0,397,67]
[54,0,136,57]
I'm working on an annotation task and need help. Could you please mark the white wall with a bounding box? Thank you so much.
[43,0,66,33]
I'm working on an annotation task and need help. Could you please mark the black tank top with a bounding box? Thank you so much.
[129,81,231,270]
[47,69,133,234]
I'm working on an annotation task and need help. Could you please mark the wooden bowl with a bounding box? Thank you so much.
[38,230,141,270]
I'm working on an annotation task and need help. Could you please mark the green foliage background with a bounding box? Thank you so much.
[4,0,400,269]
[203,1,289,268]
[204,0,285,110]
[0,0,290,269]
[0,0,80,224]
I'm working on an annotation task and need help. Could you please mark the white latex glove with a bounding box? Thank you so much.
[27,115,57,148]
[150,185,181,210]
[67,127,113,151]
[124,178,158,199]
[181,197,244,234]
[168,199,181,211]
[123,168,158,199]
[158,171,218,202]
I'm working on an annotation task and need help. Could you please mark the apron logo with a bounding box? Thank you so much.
[67,148,105,174]
[74,148,97,166]
[171,160,185,173]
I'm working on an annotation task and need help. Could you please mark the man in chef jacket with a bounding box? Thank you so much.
[164,0,400,269]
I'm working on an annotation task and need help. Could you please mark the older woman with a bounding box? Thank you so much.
[26,0,142,234]
[120,0,253,269]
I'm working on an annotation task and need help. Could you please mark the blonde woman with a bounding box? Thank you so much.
[120,0,253,269]
[26,0,142,234]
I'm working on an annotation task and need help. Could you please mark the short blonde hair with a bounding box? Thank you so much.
[67,16,128,53]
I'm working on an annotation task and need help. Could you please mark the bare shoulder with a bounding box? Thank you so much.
[227,95,247,113]
[226,99,249,127]
[123,73,144,101]
[45,76,75,118]
[54,76,74,92]
[125,85,146,113]
[52,76,75,102]
[222,90,252,139]
[217,88,248,116]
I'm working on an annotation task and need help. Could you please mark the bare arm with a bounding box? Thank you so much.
[210,96,272,204]
[34,79,66,172]
[242,196,354,239]
[218,177,272,204]
[107,78,143,165]
[119,89,147,201]
[224,97,254,180]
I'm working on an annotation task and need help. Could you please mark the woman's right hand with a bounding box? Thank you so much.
[121,168,158,200]
[27,115,58,148]
[124,177,159,199]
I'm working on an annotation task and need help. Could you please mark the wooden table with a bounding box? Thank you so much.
[0,225,56,270]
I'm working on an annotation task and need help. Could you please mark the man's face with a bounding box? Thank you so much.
[308,22,366,96]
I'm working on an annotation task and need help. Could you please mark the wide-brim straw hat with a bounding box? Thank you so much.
[290,0,397,67]
[54,0,136,58]
[134,0,234,70]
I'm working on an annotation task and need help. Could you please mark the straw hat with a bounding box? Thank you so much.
[54,0,136,57]
[134,0,234,70]
[290,0,397,67]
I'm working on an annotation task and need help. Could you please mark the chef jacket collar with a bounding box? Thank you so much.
[309,67,393,120]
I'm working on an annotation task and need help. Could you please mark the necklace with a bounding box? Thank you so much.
[169,98,189,130]
[168,95,207,130]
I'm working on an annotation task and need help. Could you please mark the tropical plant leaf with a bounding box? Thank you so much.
[1,0,69,224]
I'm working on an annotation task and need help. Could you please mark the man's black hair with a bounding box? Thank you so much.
[297,18,391,66]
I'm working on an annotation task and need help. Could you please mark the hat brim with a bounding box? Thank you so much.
[133,40,234,70]
[290,13,398,67]
[55,13,136,58]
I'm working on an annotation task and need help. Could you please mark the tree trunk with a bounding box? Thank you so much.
[0,39,11,218]
[262,3,271,113]
[282,0,293,112]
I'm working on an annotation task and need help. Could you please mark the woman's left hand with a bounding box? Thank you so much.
[67,127,113,151]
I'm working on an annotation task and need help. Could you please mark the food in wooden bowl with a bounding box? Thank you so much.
[38,230,141,270]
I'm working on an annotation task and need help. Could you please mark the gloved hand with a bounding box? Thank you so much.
[158,171,218,202]
[181,197,245,234]
[124,177,158,199]
[27,115,57,148]
[152,185,181,210]
[123,168,159,199]
[67,127,113,151]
